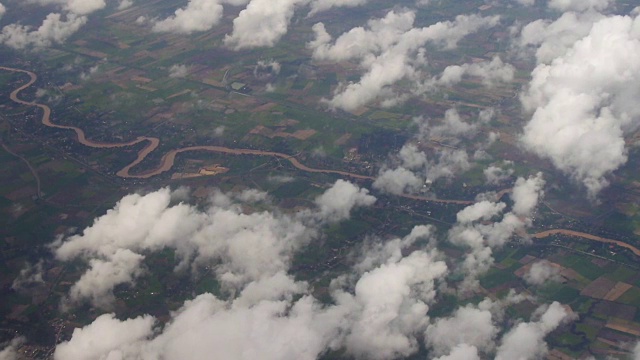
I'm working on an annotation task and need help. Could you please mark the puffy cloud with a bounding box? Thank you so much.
[307,0,367,16]
[456,201,506,224]
[495,302,575,360]
[437,56,515,87]
[484,163,514,185]
[0,3,5,19]
[168,64,189,78]
[511,172,545,217]
[52,181,375,308]
[0,337,24,360]
[373,108,496,196]
[335,248,447,359]
[53,223,446,360]
[0,12,87,49]
[153,0,224,34]
[224,0,304,50]
[373,166,424,195]
[429,109,479,139]
[26,0,106,15]
[433,344,480,360]
[426,305,497,356]
[547,0,611,12]
[517,11,605,64]
[308,10,500,111]
[314,179,376,222]
[524,260,562,286]
[117,0,132,10]
[67,249,145,308]
[54,314,155,360]
[448,174,545,291]
[11,261,45,292]
[633,341,640,359]
[520,14,640,197]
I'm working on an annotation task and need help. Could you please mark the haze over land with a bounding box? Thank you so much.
[1,0,640,359]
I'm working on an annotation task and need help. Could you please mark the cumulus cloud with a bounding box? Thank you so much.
[51,181,375,308]
[26,0,106,15]
[511,172,545,217]
[54,314,155,360]
[153,0,224,34]
[436,56,515,87]
[336,250,447,359]
[517,11,605,64]
[0,12,87,49]
[0,3,5,19]
[484,162,514,185]
[314,179,376,222]
[307,0,367,16]
[495,302,575,360]
[0,337,24,360]
[524,260,562,286]
[224,0,304,50]
[168,64,189,78]
[373,109,495,196]
[53,222,447,360]
[547,0,611,12]
[11,261,45,293]
[434,344,480,360]
[426,304,497,356]
[520,14,640,197]
[308,10,500,111]
[117,0,133,10]
[373,166,424,195]
[448,173,545,291]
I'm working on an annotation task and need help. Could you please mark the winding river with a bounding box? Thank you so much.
[4,67,640,255]
[1,66,374,180]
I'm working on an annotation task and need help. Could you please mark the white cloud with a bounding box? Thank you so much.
[224,0,304,50]
[52,181,375,308]
[168,64,189,78]
[314,179,376,222]
[0,12,87,49]
[53,223,446,360]
[547,0,611,12]
[307,0,367,16]
[448,174,545,291]
[484,163,514,185]
[335,249,447,359]
[117,0,132,10]
[153,0,224,34]
[308,10,500,111]
[495,302,575,360]
[26,0,106,15]
[434,344,480,360]
[437,56,515,87]
[54,314,155,360]
[511,172,544,217]
[426,304,497,356]
[373,166,424,195]
[520,14,640,197]
[524,260,562,286]
[11,261,45,292]
[0,3,5,19]
[517,11,605,64]
[0,337,24,360]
